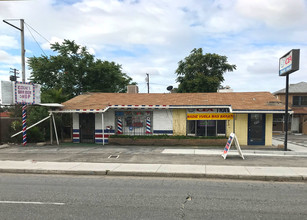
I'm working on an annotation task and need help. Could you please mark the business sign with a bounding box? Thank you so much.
[0,81,41,105]
[187,113,233,120]
[1,81,41,105]
[14,82,37,104]
[279,49,300,76]
[187,108,230,113]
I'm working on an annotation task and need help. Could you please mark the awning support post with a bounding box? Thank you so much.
[51,113,59,145]
[102,113,105,146]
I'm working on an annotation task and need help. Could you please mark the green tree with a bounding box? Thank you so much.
[175,48,236,93]
[28,39,134,100]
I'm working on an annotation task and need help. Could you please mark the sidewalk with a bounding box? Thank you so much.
[1,139,307,182]
[0,160,306,182]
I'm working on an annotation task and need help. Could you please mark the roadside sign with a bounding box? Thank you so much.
[222,133,244,159]
[279,49,300,76]
[279,49,300,151]
[0,81,41,105]
[15,81,35,104]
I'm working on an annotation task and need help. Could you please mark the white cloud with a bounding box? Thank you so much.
[0,35,19,49]
[0,0,306,93]
[236,0,307,29]
[0,50,20,65]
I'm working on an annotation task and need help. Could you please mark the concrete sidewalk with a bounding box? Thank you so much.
[0,160,306,182]
[161,138,307,157]
[1,136,307,182]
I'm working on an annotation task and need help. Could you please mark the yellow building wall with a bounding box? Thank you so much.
[235,114,248,145]
[265,114,273,146]
[226,114,248,145]
[172,109,186,135]
[226,113,273,146]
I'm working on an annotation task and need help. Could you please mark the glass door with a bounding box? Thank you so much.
[248,114,265,145]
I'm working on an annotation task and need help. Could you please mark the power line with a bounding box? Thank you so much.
[24,22,51,44]
[25,23,47,56]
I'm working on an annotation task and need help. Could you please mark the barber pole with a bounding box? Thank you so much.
[117,117,123,134]
[146,117,151,134]
[22,104,27,146]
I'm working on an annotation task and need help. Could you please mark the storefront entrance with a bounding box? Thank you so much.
[79,113,95,143]
[248,114,265,145]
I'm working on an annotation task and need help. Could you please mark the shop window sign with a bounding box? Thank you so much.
[116,111,152,135]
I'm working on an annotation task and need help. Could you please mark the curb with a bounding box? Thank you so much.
[0,168,305,182]
[0,144,11,149]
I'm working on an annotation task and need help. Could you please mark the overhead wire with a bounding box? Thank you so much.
[24,22,51,44]
[25,24,47,56]
[24,22,51,56]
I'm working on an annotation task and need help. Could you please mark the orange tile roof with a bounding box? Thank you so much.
[61,92,286,111]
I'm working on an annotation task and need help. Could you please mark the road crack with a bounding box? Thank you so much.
[178,193,192,219]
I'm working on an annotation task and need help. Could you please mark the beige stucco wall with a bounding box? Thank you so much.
[172,109,186,135]
[265,114,273,146]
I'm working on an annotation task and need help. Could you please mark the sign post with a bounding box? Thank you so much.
[279,49,300,151]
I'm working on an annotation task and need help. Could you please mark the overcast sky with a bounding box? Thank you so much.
[0,0,306,93]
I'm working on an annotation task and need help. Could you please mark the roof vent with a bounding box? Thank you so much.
[267,101,283,106]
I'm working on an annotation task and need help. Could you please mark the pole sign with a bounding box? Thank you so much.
[279,49,300,76]
[14,81,36,104]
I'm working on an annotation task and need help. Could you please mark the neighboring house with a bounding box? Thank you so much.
[273,82,307,134]
[52,89,285,146]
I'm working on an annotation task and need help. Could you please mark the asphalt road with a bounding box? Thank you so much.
[1,144,307,167]
[0,174,306,220]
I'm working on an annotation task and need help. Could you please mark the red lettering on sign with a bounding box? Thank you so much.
[285,56,292,64]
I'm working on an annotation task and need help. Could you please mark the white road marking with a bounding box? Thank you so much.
[0,201,65,205]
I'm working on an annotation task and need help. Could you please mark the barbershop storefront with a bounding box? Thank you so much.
[55,92,286,146]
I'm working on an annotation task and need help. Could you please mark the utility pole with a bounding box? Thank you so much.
[3,19,25,82]
[145,73,149,93]
[3,19,27,146]
[20,19,25,83]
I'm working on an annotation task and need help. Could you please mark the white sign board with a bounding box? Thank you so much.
[279,49,300,76]
[221,133,244,160]
[279,51,292,76]
[0,81,41,105]
[0,81,14,105]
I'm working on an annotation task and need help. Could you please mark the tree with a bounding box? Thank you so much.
[175,48,236,93]
[28,39,134,100]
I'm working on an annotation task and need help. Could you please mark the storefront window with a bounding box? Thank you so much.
[187,120,226,137]
[116,111,152,135]
[187,121,196,135]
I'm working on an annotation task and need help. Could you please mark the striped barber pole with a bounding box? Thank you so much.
[146,117,151,134]
[117,117,123,134]
[22,104,27,146]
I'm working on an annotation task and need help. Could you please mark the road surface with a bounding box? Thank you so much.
[0,174,306,219]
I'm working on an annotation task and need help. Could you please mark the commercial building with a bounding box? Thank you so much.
[273,82,307,134]
[53,91,286,146]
